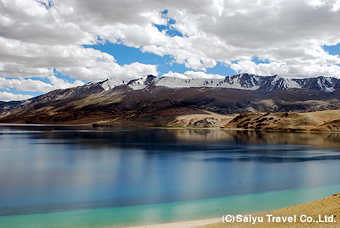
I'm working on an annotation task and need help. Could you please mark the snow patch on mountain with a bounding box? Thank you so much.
[272,76,301,90]
[155,77,223,88]
[98,74,339,93]
[127,76,149,90]
[317,77,335,92]
[156,74,268,90]
[101,79,127,91]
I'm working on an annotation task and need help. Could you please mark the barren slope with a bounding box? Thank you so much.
[224,110,340,132]
[166,111,237,128]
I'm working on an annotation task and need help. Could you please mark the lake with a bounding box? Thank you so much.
[0,124,340,227]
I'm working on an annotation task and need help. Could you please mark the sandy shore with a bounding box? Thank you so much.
[126,218,221,228]
[128,192,340,228]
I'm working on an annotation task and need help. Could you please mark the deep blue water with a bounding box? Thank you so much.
[0,125,340,226]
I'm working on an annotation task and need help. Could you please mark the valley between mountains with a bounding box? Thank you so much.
[1,74,340,132]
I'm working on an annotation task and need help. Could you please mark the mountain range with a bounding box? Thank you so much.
[102,73,340,92]
[1,73,340,127]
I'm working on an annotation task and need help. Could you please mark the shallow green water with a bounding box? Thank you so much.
[1,184,339,228]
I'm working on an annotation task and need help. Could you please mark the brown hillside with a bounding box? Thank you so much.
[223,110,340,132]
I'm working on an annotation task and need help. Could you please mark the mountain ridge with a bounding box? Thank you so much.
[99,73,340,92]
[1,73,340,127]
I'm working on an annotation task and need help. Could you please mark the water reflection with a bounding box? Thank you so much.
[172,128,340,147]
[0,125,340,216]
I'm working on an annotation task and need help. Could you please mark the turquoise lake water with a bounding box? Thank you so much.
[0,125,340,227]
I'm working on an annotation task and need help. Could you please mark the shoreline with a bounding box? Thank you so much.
[1,122,339,134]
[1,122,338,134]
[126,192,340,228]
[125,217,221,228]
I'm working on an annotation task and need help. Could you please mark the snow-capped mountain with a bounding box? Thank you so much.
[98,74,340,92]
[1,73,340,126]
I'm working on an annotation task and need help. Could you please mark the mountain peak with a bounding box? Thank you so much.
[101,78,126,91]
[97,74,340,93]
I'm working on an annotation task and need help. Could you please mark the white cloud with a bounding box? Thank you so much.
[0,76,84,93]
[0,91,33,102]
[46,75,85,90]
[0,0,93,45]
[229,59,340,78]
[1,0,340,99]
[0,76,53,92]
[0,36,158,80]
[58,62,158,82]
[163,70,225,79]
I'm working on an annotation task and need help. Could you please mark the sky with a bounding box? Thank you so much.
[1,0,340,101]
